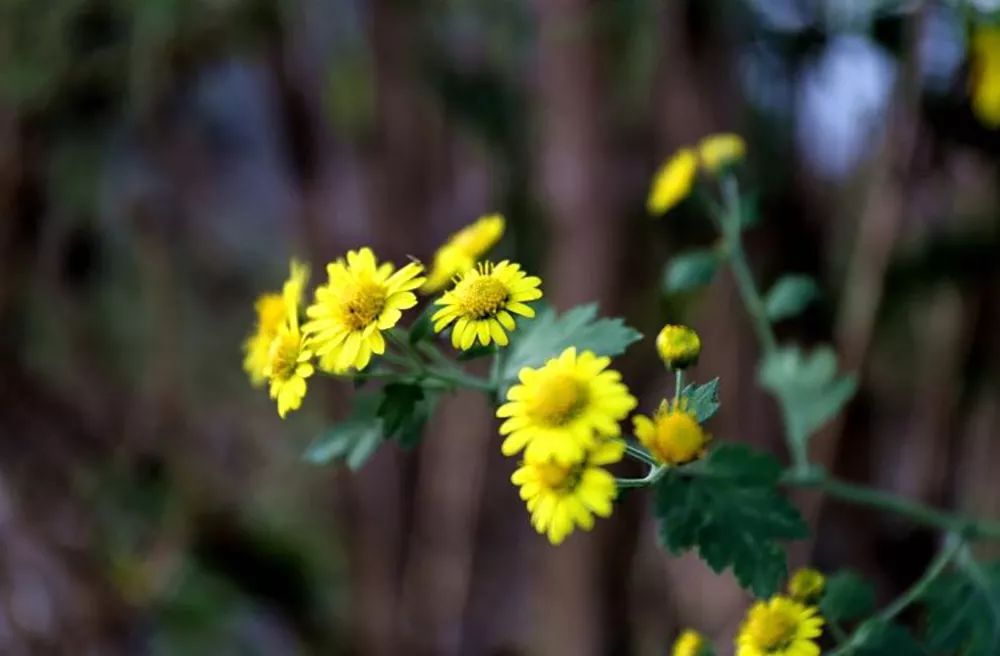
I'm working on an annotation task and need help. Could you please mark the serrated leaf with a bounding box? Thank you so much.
[653,443,808,597]
[922,560,1000,656]
[759,345,857,448]
[821,570,876,623]
[680,378,720,423]
[496,303,642,391]
[662,249,720,294]
[853,622,927,656]
[764,275,820,322]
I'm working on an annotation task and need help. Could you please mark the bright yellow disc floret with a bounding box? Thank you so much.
[735,595,823,656]
[632,399,710,466]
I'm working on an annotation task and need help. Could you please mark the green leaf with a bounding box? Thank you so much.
[821,571,876,623]
[653,443,808,597]
[853,622,927,656]
[764,275,820,322]
[922,560,1000,656]
[739,191,760,228]
[759,345,857,447]
[662,249,720,294]
[457,343,497,361]
[377,383,436,449]
[496,304,641,391]
[303,393,384,469]
[680,378,720,423]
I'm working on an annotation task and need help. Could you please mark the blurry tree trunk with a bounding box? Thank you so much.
[533,0,622,653]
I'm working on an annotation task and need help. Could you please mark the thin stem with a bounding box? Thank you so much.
[423,365,496,394]
[674,369,684,404]
[624,443,659,468]
[782,470,1000,541]
[616,466,666,489]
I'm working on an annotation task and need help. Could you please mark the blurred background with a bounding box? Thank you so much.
[2,0,1000,654]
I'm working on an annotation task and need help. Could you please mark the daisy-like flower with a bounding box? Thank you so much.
[422,213,506,292]
[656,324,702,370]
[735,595,823,656]
[971,25,1000,128]
[431,260,542,350]
[697,133,746,173]
[647,147,698,215]
[632,398,710,466]
[263,264,314,418]
[673,629,713,656]
[498,347,637,464]
[511,439,623,545]
[242,259,309,386]
[303,247,425,373]
[787,568,825,603]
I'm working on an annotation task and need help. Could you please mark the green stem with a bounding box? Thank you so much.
[829,535,962,656]
[624,443,659,467]
[616,466,666,489]
[782,470,1000,541]
[423,365,496,393]
[674,369,684,405]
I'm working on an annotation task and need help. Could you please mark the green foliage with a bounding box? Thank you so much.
[303,393,383,469]
[496,303,641,390]
[764,275,819,322]
[821,570,876,623]
[662,249,720,294]
[759,345,856,447]
[653,443,808,597]
[377,383,436,449]
[680,377,721,423]
[457,343,498,361]
[852,622,927,656]
[922,560,1000,656]
[408,305,435,345]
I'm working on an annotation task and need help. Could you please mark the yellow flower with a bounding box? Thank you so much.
[735,596,823,656]
[498,347,637,464]
[242,259,309,386]
[304,247,425,373]
[647,147,698,215]
[511,439,623,545]
[698,133,746,173]
[787,568,825,603]
[970,26,1000,127]
[632,399,710,466]
[656,324,701,369]
[431,260,542,350]
[263,262,314,418]
[422,213,506,292]
[673,629,711,656]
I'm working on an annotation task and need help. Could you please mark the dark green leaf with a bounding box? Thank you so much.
[853,622,927,656]
[922,560,1000,656]
[759,345,856,447]
[680,378,721,423]
[496,304,641,391]
[662,249,720,294]
[821,571,876,623]
[653,443,808,597]
[377,383,436,449]
[764,275,820,322]
[739,191,760,228]
[304,419,382,470]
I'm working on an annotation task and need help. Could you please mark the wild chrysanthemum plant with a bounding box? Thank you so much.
[245,136,1000,654]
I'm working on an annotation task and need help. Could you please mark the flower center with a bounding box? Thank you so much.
[527,374,588,427]
[342,281,387,330]
[534,461,581,492]
[653,410,706,464]
[751,609,797,651]
[268,332,302,381]
[458,276,509,319]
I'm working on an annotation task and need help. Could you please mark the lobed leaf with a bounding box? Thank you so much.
[680,377,721,423]
[654,443,808,597]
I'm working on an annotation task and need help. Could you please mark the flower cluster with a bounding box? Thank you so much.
[241,214,542,417]
[647,132,746,216]
[671,568,826,656]
[970,25,1000,127]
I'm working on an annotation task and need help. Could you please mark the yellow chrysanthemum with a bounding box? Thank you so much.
[698,133,746,173]
[632,399,710,466]
[673,629,711,656]
[656,324,701,370]
[422,213,506,292]
[970,25,1000,127]
[431,260,542,350]
[498,347,637,464]
[263,263,314,418]
[787,568,825,603]
[736,596,823,656]
[647,147,698,215]
[242,259,309,386]
[511,439,623,545]
[304,247,425,373]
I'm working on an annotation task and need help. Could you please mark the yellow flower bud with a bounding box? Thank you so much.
[672,629,711,656]
[697,133,746,173]
[788,567,826,602]
[656,324,701,370]
[647,148,698,216]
